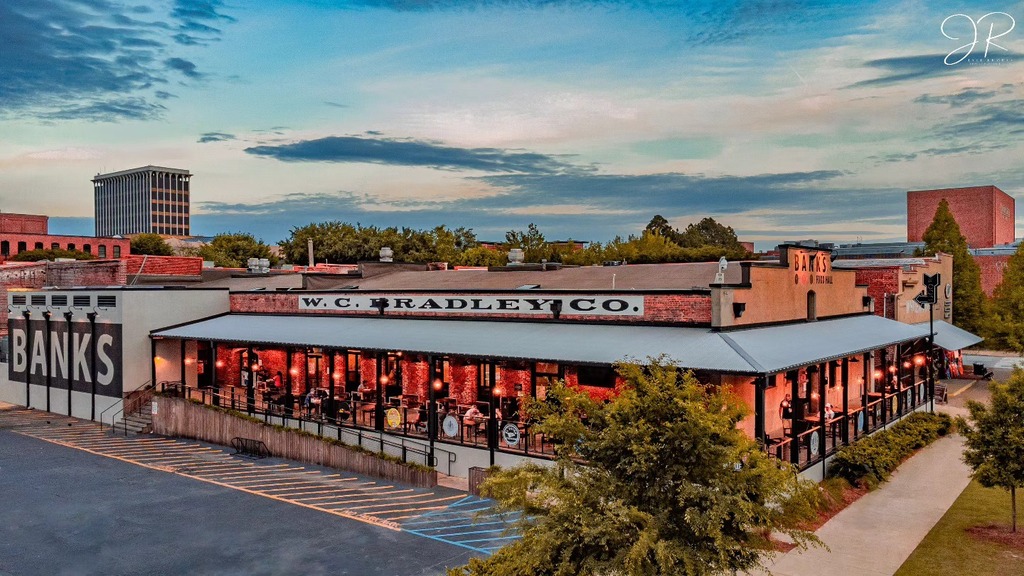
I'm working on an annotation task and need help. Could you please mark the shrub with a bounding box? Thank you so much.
[828,412,952,487]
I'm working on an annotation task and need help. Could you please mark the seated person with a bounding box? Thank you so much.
[463,404,483,425]
[824,403,835,420]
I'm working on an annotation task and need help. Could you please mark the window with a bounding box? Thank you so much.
[17,242,26,253]
[97,295,117,308]
[1,241,8,256]
[67,243,75,251]
[51,242,60,250]
[478,361,495,405]
[98,245,107,258]
[534,362,561,400]
[34,242,43,250]
[346,351,361,389]
[113,246,121,258]
[51,295,68,306]
[73,295,91,307]
[807,290,817,321]
[83,244,91,254]
[576,365,616,388]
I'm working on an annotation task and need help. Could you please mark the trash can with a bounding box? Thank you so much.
[468,467,488,497]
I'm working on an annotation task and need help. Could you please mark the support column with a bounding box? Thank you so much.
[841,358,850,444]
[246,347,255,414]
[87,312,97,421]
[179,339,186,388]
[863,352,871,431]
[754,375,767,445]
[327,350,336,421]
[64,312,74,417]
[210,342,219,406]
[150,338,157,390]
[375,353,385,431]
[428,355,437,467]
[789,371,799,465]
[22,311,32,407]
[44,311,52,412]
[488,361,497,467]
[818,363,826,459]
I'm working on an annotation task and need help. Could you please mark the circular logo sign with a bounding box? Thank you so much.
[385,408,402,428]
[442,415,459,438]
[810,431,820,455]
[945,283,952,299]
[501,423,521,447]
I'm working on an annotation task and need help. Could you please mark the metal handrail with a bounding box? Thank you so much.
[106,381,153,436]
[164,383,458,475]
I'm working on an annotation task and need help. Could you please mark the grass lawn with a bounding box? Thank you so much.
[895,480,1024,576]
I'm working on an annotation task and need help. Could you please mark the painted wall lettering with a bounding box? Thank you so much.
[298,294,645,317]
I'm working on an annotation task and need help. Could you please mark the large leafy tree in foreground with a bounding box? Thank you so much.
[920,199,987,335]
[961,369,1024,532]
[197,233,278,268]
[450,360,821,576]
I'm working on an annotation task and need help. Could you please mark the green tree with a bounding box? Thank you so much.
[10,248,96,261]
[455,246,508,267]
[505,223,550,262]
[279,221,479,264]
[961,369,1024,532]
[644,214,681,243]
[198,233,278,268]
[678,217,744,250]
[130,233,175,256]
[451,359,821,576]
[920,199,987,335]
[987,242,1024,352]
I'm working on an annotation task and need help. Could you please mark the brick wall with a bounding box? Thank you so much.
[125,255,203,276]
[230,292,714,325]
[977,254,1011,296]
[854,267,900,319]
[0,263,47,336]
[0,213,48,234]
[0,233,129,259]
[907,186,1015,248]
[46,259,127,287]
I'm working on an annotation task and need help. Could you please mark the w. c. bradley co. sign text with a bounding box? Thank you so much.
[299,295,645,316]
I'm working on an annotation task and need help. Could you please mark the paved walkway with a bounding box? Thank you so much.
[761,433,972,576]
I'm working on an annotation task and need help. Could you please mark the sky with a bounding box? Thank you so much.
[1,0,1023,249]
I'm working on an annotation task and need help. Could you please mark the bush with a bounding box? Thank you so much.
[828,412,953,487]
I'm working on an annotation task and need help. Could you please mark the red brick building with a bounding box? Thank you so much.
[907,185,1016,248]
[0,212,131,260]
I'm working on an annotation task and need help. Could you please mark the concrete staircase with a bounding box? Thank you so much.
[113,401,153,435]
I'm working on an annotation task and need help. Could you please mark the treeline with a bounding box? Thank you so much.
[275,217,753,266]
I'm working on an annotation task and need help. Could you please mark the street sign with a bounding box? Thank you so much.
[914,290,933,308]
[923,273,940,287]
[923,273,940,302]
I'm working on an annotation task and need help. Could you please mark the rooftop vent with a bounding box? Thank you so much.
[379,247,394,263]
[247,258,270,273]
[508,248,525,265]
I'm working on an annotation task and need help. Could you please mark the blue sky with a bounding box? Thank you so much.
[1,0,1022,248]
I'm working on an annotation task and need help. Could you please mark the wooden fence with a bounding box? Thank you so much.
[152,396,437,488]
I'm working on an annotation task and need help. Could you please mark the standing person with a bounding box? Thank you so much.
[779,394,793,422]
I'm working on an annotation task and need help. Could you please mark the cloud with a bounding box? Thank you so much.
[934,99,1024,140]
[165,57,203,79]
[244,135,588,174]
[0,0,230,121]
[197,131,236,143]
[850,53,1024,88]
[914,88,998,108]
[37,98,166,122]
[325,101,350,108]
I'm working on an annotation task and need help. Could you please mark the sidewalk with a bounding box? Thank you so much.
[761,434,971,576]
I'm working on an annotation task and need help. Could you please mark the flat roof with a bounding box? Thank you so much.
[153,313,932,374]
[93,165,192,180]
[318,262,745,291]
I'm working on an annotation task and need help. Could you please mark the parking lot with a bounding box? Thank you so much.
[0,407,519,575]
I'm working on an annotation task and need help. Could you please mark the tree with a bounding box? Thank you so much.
[644,215,679,243]
[961,369,1024,532]
[279,221,479,264]
[455,246,508,267]
[678,217,744,250]
[450,359,821,576]
[130,233,175,256]
[920,199,987,335]
[505,223,550,262]
[10,248,96,262]
[987,242,1024,352]
[198,233,278,268]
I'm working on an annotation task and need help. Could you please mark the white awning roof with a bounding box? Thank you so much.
[913,320,983,351]
[152,313,933,375]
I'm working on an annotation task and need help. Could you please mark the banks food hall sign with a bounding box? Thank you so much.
[299,294,645,317]
[790,249,833,285]
[6,318,123,398]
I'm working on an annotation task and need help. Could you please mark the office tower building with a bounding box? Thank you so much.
[93,166,191,236]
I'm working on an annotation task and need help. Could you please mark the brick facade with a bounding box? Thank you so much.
[229,292,714,325]
[125,255,203,277]
[0,213,48,234]
[0,232,130,260]
[977,254,1012,296]
[854,267,900,319]
[907,186,1015,248]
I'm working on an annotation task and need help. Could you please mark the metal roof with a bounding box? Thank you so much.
[718,315,930,373]
[153,313,934,375]
[913,320,983,351]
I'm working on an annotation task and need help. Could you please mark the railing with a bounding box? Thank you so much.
[164,383,458,475]
[105,381,154,436]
